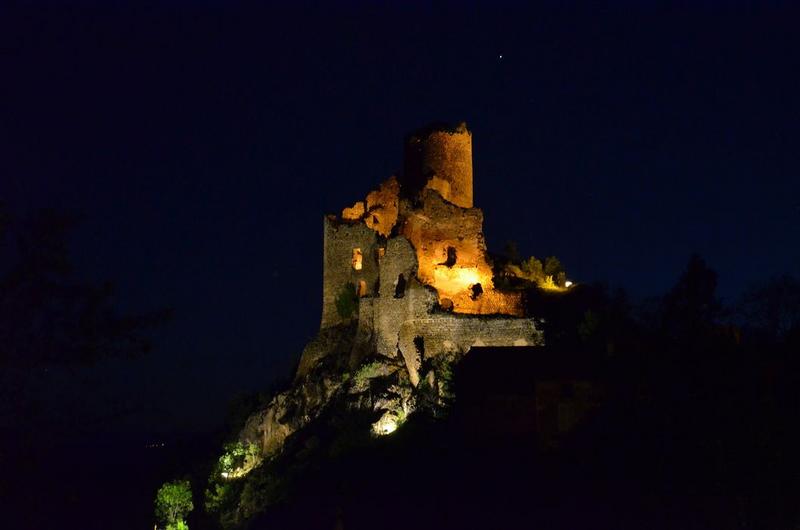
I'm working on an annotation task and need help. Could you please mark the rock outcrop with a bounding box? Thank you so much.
[238,122,546,461]
[209,123,547,528]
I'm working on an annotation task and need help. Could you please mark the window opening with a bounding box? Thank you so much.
[413,336,425,358]
[444,246,457,267]
[394,273,406,298]
[470,283,483,300]
[352,248,362,270]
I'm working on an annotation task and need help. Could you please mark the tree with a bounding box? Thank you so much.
[0,208,170,369]
[155,480,194,529]
[659,254,721,345]
[520,256,543,279]
[0,207,171,456]
[738,275,800,343]
[543,256,563,277]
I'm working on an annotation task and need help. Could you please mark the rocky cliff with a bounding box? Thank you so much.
[202,123,547,527]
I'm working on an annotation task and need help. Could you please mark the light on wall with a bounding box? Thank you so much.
[352,248,362,270]
[432,266,483,294]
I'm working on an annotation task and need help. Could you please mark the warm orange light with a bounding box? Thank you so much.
[432,266,483,294]
[352,248,362,270]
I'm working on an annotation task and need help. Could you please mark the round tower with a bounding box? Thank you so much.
[402,122,473,208]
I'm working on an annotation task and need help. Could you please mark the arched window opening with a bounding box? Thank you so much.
[444,246,457,267]
[352,248,362,270]
[357,280,368,298]
[394,273,406,298]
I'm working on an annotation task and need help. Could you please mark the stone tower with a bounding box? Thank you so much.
[309,122,540,384]
[402,122,473,209]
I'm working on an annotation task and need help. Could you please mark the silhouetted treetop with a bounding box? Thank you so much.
[0,208,170,369]
[659,254,721,343]
[738,275,800,344]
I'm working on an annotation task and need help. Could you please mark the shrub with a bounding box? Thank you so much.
[217,441,261,478]
[520,256,543,279]
[335,282,359,319]
[543,256,563,277]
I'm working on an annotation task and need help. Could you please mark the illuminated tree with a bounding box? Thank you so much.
[155,480,194,529]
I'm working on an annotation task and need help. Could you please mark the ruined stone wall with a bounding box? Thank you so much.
[320,218,380,329]
[340,177,400,237]
[400,190,524,316]
[349,298,376,369]
[316,216,537,386]
[398,314,542,386]
[372,237,438,357]
[364,177,400,237]
[312,122,537,384]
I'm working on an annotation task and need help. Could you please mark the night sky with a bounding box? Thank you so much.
[3,2,799,435]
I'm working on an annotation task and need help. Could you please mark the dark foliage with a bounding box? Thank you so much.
[0,208,171,369]
[221,254,800,530]
[0,207,173,529]
[335,282,359,320]
[737,275,800,344]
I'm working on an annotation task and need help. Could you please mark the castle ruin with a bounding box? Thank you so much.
[300,122,542,386]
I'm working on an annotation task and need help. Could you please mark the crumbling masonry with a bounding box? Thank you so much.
[301,122,542,386]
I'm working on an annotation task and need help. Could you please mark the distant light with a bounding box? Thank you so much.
[565,281,573,288]
[499,54,503,59]
[221,472,229,479]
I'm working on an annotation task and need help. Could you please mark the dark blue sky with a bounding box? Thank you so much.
[3,2,799,434]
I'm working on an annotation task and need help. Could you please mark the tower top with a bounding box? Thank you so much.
[402,122,473,208]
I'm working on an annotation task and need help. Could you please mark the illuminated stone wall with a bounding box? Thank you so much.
[399,190,524,316]
[341,235,542,387]
[398,313,541,386]
[402,122,473,208]
[246,123,546,467]
[372,237,432,356]
[321,123,524,328]
[314,122,536,384]
[364,177,399,237]
[320,218,380,329]
[339,176,400,237]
